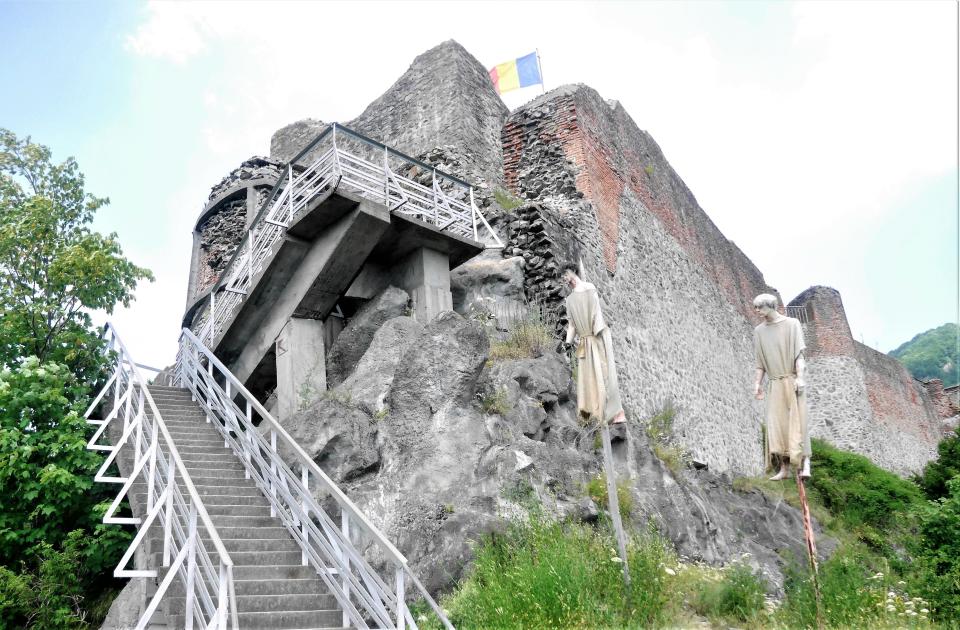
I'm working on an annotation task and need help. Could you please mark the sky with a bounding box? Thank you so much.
[0,0,957,369]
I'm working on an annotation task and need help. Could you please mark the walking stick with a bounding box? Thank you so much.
[795,468,824,630]
[601,423,631,589]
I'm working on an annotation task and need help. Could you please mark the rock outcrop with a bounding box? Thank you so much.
[279,309,833,595]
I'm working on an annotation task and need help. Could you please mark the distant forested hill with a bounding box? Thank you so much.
[889,323,960,387]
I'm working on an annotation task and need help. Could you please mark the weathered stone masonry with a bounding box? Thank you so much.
[790,286,945,475]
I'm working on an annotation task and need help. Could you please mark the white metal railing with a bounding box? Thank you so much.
[175,326,454,630]
[84,324,237,630]
[785,304,811,324]
[191,122,502,348]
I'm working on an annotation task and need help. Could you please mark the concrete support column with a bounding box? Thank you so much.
[275,317,326,421]
[392,247,452,322]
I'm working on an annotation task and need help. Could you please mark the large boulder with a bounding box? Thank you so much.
[450,251,526,321]
[339,316,424,416]
[270,118,327,164]
[326,286,409,386]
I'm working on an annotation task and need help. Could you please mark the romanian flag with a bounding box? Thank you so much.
[489,52,542,94]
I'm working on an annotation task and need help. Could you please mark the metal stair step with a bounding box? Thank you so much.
[208,514,279,527]
[166,593,338,614]
[232,577,331,596]
[169,610,342,629]
[229,550,303,565]
[200,526,291,540]
[203,503,272,517]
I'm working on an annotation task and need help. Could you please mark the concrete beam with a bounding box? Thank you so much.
[391,247,452,322]
[275,317,326,420]
[221,195,390,384]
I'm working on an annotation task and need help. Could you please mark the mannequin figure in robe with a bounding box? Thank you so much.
[753,293,811,479]
[562,264,626,425]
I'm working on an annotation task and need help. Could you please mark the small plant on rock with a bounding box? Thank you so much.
[493,188,524,212]
[480,387,511,415]
[488,314,553,362]
[645,401,687,475]
[585,473,633,520]
[693,560,767,624]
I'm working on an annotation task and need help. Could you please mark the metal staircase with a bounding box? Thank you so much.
[86,324,452,629]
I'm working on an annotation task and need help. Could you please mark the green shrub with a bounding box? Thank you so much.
[441,514,672,629]
[915,476,960,623]
[779,550,880,628]
[915,427,960,501]
[493,188,524,212]
[645,402,686,474]
[488,318,553,362]
[585,473,633,520]
[693,562,766,623]
[807,438,923,533]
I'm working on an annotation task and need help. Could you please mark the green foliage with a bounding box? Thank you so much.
[779,548,934,628]
[806,438,924,534]
[914,477,960,622]
[492,188,524,212]
[692,562,766,624]
[0,129,152,381]
[890,323,960,387]
[585,473,634,520]
[645,401,686,475]
[439,514,671,629]
[480,387,511,415]
[1,529,99,629]
[915,426,960,501]
[0,359,126,565]
[488,316,553,362]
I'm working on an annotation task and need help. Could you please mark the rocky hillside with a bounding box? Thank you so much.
[274,284,834,596]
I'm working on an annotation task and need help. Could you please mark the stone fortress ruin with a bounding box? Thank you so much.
[126,40,960,621]
[185,40,955,479]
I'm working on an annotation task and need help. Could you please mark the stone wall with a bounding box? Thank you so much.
[271,41,509,185]
[790,286,944,474]
[501,84,767,475]
[502,85,777,321]
[186,157,281,304]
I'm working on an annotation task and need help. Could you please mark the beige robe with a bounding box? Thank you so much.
[565,283,624,424]
[754,316,811,467]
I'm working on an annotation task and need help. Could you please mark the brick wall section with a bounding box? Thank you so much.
[501,85,775,318]
[789,286,855,356]
[502,85,768,474]
[789,285,944,473]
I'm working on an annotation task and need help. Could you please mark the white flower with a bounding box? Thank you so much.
[886,605,896,612]
[664,567,676,576]
[921,608,929,613]
[611,556,623,563]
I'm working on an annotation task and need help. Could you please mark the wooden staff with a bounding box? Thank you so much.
[795,469,824,629]
[601,423,631,588]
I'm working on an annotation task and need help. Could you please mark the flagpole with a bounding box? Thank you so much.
[536,48,545,94]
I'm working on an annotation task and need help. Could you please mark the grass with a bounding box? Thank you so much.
[645,401,686,475]
[493,188,524,212]
[585,473,634,521]
[691,561,767,624]
[432,514,673,630]
[480,387,511,415]
[488,318,553,362]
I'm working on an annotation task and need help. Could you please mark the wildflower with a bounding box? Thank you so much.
[898,580,906,586]
[888,591,896,598]
[417,615,428,623]
[664,567,676,576]
[921,608,929,613]
[611,556,623,563]
[886,605,896,612]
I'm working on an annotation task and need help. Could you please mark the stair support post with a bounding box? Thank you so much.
[301,466,309,566]
[244,401,252,480]
[146,419,159,513]
[184,502,198,630]
[162,452,175,566]
[342,511,351,629]
[270,429,278,518]
[395,566,406,630]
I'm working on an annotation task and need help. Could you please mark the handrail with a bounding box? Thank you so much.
[176,326,454,630]
[186,122,503,344]
[85,323,237,630]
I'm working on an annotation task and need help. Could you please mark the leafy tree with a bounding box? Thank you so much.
[915,426,960,501]
[0,129,152,382]
[889,323,960,387]
[915,477,960,623]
